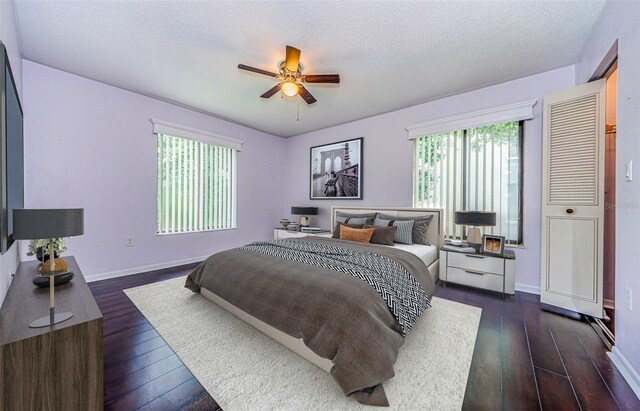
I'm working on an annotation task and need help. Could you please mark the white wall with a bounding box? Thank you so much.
[0,0,22,306]
[22,61,285,280]
[575,0,640,383]
[283,66,576,292]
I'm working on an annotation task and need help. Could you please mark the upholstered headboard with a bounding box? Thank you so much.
[331,206,444,247]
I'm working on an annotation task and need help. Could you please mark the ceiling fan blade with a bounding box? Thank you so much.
[285,45,301,72]
[260,83,282,98]
[238,64,278,78]
[298,85,317,105]
[301,74,340,84]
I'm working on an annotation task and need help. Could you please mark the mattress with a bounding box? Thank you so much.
[390,243,438,268]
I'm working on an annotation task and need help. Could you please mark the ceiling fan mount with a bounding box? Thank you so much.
[238,45,340,105]
[278,61,303,78]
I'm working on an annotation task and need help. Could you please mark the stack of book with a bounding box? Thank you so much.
[442,240,475,253]
[301,227,325,233]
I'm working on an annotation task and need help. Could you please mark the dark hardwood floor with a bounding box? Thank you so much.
[90,266,640,410]
[89,263,220,411]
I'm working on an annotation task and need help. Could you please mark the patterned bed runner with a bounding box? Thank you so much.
[240,239,431,336]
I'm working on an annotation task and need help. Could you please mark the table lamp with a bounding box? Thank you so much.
[291,206,318,227]
[13,208,84,328]
[454,211,496,252]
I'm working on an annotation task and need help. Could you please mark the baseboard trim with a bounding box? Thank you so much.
[609,346,640,400]
[86,255,207,283]
[515,283,541,295]
[89,257,545,296]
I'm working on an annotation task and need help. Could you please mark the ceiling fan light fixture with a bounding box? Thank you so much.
[281,81,299,97]
[239,45,339,104]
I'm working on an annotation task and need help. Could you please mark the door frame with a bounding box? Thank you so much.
[597,54,618,341]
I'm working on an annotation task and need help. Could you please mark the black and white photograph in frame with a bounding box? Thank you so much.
[310,137,363,199]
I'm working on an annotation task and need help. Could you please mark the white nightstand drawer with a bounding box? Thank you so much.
[448,252,504,276]
[446,267,504,293]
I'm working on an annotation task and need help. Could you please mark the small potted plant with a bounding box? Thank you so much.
[27,238,67,262]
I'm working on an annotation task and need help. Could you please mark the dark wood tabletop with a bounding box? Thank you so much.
[0,256,103,345]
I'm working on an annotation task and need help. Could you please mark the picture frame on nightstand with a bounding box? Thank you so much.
[482,234,505,256]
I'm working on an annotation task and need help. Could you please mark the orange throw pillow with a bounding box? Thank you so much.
[339,225,375,243]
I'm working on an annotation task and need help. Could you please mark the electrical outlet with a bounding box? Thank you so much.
[626,287,633,311]
[125,236,134,247]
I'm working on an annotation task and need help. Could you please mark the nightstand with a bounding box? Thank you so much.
[274,229,332,240]
[439,248,516,296]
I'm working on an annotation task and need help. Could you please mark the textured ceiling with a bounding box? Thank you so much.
[15,0,605,137]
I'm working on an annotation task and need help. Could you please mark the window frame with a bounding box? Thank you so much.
[155,132,238,236]
[412,120,525,245]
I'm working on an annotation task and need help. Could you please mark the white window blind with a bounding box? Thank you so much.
[156,133,237,234]
[413,121,523,244]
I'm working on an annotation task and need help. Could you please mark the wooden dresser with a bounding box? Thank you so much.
[0,256,103,410]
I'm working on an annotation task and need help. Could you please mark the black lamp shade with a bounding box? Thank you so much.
[291,206,318,216]
[13,208,84,239]
[454,211,496,227]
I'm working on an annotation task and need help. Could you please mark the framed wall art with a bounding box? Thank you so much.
[310,137,362,200]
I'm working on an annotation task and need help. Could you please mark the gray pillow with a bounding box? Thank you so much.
[377,213,434,245]
[336,216,369,226]
[334,212,377,228]
[373,218,414,245]
[364,224,397,246]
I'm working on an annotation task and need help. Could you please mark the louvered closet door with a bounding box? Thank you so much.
[541,79,605,317]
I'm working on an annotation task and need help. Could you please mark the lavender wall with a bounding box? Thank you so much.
[0,0,23,306]
[576,0,640,382]
[22,61,285,280]
[283,66,576,292]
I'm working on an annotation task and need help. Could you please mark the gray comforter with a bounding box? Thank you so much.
[185,236,435,406]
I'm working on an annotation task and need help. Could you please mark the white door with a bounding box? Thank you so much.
[541,79,605,318]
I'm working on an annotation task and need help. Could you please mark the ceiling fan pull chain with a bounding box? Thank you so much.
[297,100,300,122]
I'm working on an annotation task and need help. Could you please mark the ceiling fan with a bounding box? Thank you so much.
[238,45,340,105]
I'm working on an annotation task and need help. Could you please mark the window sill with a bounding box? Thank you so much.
[157,227,237,236]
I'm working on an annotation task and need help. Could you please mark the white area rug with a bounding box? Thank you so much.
[125,277,481,410]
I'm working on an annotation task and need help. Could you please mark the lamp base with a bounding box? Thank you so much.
[299,216,310,227]
[29,312,73,328]
[467,227,483,252]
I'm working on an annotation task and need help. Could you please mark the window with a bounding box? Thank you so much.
[156,133,237,234]
[413,121,523,245]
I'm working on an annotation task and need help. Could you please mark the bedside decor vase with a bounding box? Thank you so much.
[279,218,290,229]
[32,272,75,288]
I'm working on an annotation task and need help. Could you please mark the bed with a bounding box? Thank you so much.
[186,207,444,406]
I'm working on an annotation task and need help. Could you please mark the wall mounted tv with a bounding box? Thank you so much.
[0,42,24,254]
